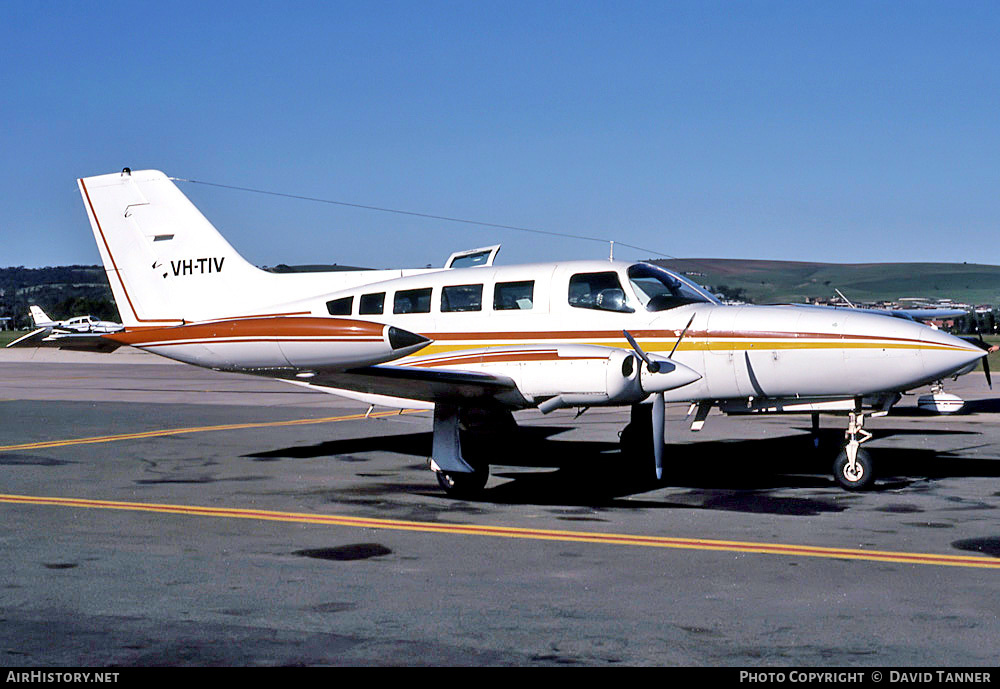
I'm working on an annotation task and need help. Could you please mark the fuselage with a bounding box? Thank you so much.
[236,259,984,407]
[56,315,122,333]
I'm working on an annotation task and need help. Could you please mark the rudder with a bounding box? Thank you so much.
[78,169,272,327]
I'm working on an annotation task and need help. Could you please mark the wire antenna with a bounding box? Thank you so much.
[169,176,676,260]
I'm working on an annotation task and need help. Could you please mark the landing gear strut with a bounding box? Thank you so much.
[619,404,653,462]
[429,404,503,498]
[832,409,875,490]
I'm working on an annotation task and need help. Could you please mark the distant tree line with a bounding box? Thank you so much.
[962,310,998,337]
[0,266,118,329]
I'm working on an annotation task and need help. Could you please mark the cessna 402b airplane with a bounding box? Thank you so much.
[74,169,986,495]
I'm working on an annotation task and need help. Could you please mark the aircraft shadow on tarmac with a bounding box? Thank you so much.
[245,424,1000,511]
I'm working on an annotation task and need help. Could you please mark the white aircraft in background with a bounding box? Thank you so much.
[6,306,124,351]
[74,168,985,494]
[28,305,122,333]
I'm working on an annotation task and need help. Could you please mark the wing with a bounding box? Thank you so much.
[296,365,528,408]
[893,308,967,322]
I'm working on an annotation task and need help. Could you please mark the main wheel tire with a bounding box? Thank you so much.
[832,447,874,491]
[435,464,490,498]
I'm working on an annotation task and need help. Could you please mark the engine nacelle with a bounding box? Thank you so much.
[491,344,700,412]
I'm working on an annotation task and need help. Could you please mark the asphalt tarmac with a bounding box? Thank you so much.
[1,348,999,666]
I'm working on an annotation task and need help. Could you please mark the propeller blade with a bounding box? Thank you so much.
[652,392,664,480]
[958,334,994,389]
[623,330,659,373]
[668,314,696,359]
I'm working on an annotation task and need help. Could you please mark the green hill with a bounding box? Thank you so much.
[653,258,1000,305]
[4,260,1000,331]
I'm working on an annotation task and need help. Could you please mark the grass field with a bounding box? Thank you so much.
[0,331,27,347]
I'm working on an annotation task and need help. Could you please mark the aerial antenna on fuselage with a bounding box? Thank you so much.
[609,240,614,262]
[835,289,855,308]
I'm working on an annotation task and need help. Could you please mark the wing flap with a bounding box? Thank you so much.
[300,365,527,407]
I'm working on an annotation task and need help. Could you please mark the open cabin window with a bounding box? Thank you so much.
[393,287,432,314]
[441,284,483,312]
[359,292,385,315]
[494,280,534,310]
[326,296,353,316]
[568,272,633,313]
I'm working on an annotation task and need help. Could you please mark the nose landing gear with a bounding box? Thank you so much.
[832,409,876,490]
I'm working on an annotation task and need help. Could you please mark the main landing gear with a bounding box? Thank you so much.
[434,464,490,498]
[430,404,512,498]
[618,404,655,464]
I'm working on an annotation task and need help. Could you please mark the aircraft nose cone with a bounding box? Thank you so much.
[919,326,986,380]
[838,311,982,393]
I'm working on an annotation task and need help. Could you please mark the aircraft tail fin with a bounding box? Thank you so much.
[29,305,54,327]
[77,169,273,327]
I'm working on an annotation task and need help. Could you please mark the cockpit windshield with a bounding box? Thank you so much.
[627,263,719,312]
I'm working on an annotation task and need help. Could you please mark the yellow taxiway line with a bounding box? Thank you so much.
[1,493,997,570]
[0,409,425,452]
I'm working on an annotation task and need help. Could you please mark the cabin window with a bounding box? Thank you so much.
[441,284,483,312]
[393,287,432,314]
[326,296,353,316]
[359,292,385,315]
[568,272,633,313]
[494,280,534,310]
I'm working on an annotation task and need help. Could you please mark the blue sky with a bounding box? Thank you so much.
[2,1,999,269]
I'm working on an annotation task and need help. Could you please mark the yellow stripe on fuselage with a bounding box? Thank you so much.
[406,337,967,360]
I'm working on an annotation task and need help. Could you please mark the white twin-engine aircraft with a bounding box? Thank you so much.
[78,169,985,495]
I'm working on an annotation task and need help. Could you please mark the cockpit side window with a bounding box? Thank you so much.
[568,272,634,313]
[627,263,718,312]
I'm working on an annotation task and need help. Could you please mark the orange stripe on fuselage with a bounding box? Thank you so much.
[107,317,386,347]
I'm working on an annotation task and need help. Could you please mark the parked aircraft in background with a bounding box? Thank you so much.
[29,305,122,333]
[6,306,124,351]
[73,168,986,494]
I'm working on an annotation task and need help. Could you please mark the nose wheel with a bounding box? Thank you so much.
[833,410,876,490]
